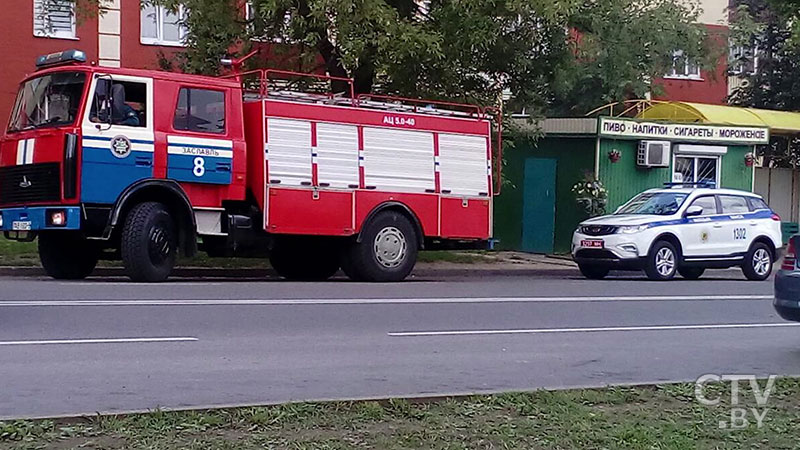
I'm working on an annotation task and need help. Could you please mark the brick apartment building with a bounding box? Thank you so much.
[0,0,737,126]
[0,0,184,122]
[653,0,732,105]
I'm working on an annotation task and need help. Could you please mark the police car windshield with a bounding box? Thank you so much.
[8,72,87,132]
[616,192,689,216]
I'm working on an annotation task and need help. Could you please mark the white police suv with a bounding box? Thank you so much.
[572,186,783,281]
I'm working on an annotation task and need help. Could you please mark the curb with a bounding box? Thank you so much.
[0,266,577,279]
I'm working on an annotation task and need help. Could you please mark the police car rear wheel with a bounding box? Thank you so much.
[678,267,705,280]
[121,202,177,282]
[645,241,677,281]
[38,232,99,280]
[742,243,773,281]
[578,264,610,280]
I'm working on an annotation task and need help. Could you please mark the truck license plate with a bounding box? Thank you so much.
[581,239,604,248]
[12,221,31,231]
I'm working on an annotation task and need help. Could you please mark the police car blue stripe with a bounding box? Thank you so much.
[642,209,774,229]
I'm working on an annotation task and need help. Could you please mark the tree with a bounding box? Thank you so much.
[729,0,800,167]
[75,0,710,118]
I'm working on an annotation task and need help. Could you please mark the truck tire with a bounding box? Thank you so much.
[644,240,678,281]
[678,266,705,280]
[270,238,340,281]
[742,242,773,281]
[38,232,99,280]
[578,264,609,280]
[120,202,177,282]
[342,211,418,282]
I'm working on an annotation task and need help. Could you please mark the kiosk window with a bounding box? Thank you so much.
[173,88,225,134]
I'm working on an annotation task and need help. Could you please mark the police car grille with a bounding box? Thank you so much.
[580,225,618,236]
[0,163,61,205]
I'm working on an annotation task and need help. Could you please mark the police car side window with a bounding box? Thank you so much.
[720,195,750,215]
[173,88,226,134]
[689,196,717,216]
[747,197,769,211]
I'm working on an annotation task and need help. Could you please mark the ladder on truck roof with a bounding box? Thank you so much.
[224,68,490,120]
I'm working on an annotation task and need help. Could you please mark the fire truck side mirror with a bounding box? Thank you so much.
[93,74,114,131]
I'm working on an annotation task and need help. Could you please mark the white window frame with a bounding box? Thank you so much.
[672,153,721,188]
[665,50,702,81]
[33,0,76,40]
[730,44,759,75]
[140,3,187,47]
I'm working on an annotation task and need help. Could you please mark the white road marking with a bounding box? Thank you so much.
[0,295,773,307]
[0,337,198,346]
[388,323,800,337]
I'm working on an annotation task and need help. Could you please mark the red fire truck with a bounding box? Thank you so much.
[0,50,500,282]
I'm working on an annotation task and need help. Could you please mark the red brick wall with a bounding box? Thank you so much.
[653,24,729,105]
[0,0,99,125]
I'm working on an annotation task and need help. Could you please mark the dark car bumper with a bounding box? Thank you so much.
[774,269,800,322]
[573,249,646,270]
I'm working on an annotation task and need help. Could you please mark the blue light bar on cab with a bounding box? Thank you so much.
[35,49,87,69]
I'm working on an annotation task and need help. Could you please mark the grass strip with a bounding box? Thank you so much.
[2,379,800,449]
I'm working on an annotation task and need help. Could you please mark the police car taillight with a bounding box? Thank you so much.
[782,239,797,271]
[772,213,782,221]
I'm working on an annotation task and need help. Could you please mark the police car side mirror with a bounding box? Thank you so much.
[684,205,704,218]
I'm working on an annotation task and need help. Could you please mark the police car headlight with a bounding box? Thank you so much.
[618,224,650,234]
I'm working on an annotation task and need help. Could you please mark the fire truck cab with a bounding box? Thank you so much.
[0,50,499,282]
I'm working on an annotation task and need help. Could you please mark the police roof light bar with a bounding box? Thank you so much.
[663,181,717,189]
[35,50,87,70]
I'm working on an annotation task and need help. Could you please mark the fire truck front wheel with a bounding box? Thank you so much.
[38,232,99,280]
[342,211,418,282]
[120,202,177,282]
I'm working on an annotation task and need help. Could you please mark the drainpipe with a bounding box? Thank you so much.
[594,135,601,179]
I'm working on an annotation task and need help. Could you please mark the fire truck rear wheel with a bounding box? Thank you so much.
[270,238,340,281]
[121,202,177,282]
[342,211,418,282]
[38,232,99,280]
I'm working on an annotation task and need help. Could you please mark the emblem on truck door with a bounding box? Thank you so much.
[110,136,132,158]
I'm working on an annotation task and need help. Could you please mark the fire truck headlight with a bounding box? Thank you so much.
[48,210,66,227]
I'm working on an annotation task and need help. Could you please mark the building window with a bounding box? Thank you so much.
[730,45,758,75]
[173,88,226,134]
[141,2,186,46]
[666,50,701,80]
[33,0,76,39]
[673,155,720,187]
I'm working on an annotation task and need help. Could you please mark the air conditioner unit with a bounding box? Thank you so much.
[637,141,671,168]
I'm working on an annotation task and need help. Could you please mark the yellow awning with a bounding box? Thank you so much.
[637,101,800,134]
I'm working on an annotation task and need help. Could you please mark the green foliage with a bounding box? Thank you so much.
[73,0,709,116]
[729,0,800,167]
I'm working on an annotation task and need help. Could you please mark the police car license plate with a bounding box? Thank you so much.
[12,221,31,231]
[581,239,604,248]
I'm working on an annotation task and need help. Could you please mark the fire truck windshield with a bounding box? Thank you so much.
[7,71,87,132]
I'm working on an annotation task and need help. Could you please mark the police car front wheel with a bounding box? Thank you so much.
[644,241,678,281]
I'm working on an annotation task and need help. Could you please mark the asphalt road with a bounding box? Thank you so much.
[0,268,797,419]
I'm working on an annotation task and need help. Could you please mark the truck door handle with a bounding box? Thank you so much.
[135,157,152,167]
